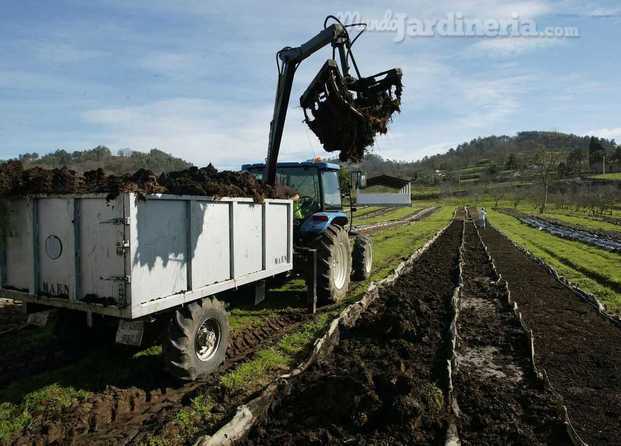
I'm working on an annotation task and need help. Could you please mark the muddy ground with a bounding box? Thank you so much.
[0,299,25,335]
[481,225,621,445]
[454,221,568,445]
[1,308,308,445]
[242,220,463,445]
[0,162,293,201]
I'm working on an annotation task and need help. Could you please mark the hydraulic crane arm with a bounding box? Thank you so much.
[265,23,347,186]
[263,16,403,186]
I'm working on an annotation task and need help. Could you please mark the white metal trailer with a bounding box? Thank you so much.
[0,193,293,319]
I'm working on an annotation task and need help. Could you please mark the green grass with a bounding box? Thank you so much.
[0,384,90,442]
[411,185,440,194]
[590,172,621,181]
[221,313,332,393]
[515,204,621,235]
[351,206,381,218]
[455,165,488,175]
[488,209,621,314]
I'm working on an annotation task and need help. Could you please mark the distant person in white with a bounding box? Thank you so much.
[479,208,487,229]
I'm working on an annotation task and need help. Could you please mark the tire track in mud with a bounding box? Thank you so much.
[8,312,306,446]
[453,220,568,445]
[240,218,464,445]
[480,225,621,446]
[0,299,25,333]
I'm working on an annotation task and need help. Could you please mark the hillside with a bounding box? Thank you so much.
[12,146,191,175]
[341,131,620,184]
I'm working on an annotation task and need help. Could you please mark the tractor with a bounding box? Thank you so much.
[243,161,372,305]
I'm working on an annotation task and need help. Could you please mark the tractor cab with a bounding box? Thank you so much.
[242,161,348,237]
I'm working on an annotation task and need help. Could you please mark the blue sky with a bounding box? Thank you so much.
[1,0,620,169]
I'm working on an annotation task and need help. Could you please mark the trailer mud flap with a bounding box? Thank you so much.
[26,310,51,327]
[115,319,144,346]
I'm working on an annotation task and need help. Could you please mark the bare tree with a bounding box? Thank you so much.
[533,149,562,214]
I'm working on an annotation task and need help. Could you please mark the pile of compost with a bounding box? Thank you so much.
[304,78,402,162]
[0,161,294,201]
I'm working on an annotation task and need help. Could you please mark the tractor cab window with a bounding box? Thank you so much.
[321,170,341,209]
[276,168,321,217]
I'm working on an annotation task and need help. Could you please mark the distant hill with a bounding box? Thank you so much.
[340,131,619,184]
[411,132,597,172]
[12,146,192,174]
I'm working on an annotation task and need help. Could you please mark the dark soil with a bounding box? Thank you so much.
[3,312,308,445]
[303,71,402,162]
[480,225,621,446]
[0,299,25,335]
[0,161,294,201]
[454,221,568,445]
[242,220,463,446]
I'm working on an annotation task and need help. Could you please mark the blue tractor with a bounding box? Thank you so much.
[242,161,372,305]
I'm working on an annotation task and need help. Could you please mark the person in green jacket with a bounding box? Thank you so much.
[292,193,304,220]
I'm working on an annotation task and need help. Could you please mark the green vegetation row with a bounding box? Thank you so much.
[488,209,621,314]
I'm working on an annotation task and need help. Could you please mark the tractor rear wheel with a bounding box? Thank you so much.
[163,297,229,381]
[352,235,373,281]
[312,224,352,305]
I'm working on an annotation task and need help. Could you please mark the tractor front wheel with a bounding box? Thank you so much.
[352,235,373,281]
[312,224,352,305]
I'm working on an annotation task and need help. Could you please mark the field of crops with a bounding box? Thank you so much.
[1,205,619,445]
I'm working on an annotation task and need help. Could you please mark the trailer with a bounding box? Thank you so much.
[0,192,293,379]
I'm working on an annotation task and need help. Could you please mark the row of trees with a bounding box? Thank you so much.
[475,180,619,217]
[11,146,191,174]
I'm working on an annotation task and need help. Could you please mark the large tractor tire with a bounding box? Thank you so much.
[313,224,352,305]
[163,297,229,381]
[352,235,373,281]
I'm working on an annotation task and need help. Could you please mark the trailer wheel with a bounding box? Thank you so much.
[312,224,352,305]
[163,297,229,381]
[352,235,373,281]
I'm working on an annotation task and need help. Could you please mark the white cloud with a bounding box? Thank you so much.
[82,98,324,169]
[469,37,562,57]
[589,7,621,17]
[586,128,621,141]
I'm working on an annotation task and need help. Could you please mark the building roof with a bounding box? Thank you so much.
[365,174,410,189]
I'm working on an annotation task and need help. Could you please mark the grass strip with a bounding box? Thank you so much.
[488,209,621,313]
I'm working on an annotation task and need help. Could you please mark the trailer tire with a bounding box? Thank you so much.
[352,235,373,281]
[163,297,229,381]
[313,224,352,305]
